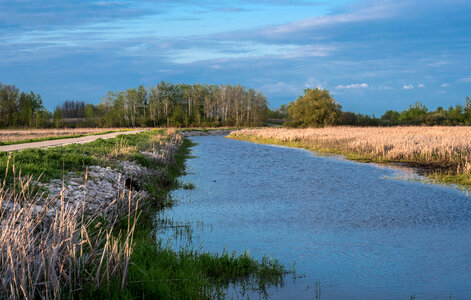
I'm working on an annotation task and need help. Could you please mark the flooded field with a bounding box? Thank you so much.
[159,135,471,299]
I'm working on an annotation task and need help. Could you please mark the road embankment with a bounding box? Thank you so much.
[0,129,145,152]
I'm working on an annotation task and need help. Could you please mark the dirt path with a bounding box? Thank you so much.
[0,130,146,152]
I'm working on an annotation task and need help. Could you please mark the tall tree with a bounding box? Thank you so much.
[287,88,342,127]
[53,107,62,128]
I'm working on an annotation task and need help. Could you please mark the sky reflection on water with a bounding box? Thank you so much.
[159,135,471,299]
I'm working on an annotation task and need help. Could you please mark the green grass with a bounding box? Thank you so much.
[0,129,163,182]
[428,172,471,187]
[84,234,284,299]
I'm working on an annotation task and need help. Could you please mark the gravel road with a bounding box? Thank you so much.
[0,130,146,152]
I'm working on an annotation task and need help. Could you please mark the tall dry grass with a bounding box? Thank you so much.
[145,129,183,166]
[0,170,138,299]
[229,127,471,174]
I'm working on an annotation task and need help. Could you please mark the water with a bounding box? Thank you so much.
[158,135,471,299]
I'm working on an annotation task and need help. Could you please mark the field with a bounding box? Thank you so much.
[0,128,133,145]
[228,126,471,186]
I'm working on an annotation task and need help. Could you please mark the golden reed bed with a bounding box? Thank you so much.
[0,128,126,143]
[229,127,471,175]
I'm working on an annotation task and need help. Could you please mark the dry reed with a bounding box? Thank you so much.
[0,169,138,299]
[229,127,471,174]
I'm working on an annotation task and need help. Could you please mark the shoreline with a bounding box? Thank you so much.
[0,129,286,299]
[227,133,471,189]
[180,129,232,137]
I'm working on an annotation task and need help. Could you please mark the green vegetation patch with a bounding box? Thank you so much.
[0,129,162,182]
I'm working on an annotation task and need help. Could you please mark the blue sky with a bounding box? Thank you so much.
[1,0,470,114]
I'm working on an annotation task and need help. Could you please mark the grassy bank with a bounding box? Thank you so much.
[0,129,287,299]
[228,127,471,187]
[87,138,285,299]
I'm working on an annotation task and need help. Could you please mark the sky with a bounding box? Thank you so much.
[0,0,470,115]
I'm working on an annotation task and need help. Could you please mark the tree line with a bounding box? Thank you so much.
[95,82,268,127]
[0,82,268,128]
[0,83,49,128]
[274,88,471,127]
[3,81,471,128]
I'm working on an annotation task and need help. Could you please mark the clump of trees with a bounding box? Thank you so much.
[0,82,268,128]
[96,82,268,127]
[59,100,86,119]
[52,100,95,128]
[338,99,471,126]
[0,83,50,128]
[284,88,342,127]
[267,104,288,119]
[379,98,471,126]
[282,87,471,127]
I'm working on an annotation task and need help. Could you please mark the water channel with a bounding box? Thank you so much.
[158,135,471,299]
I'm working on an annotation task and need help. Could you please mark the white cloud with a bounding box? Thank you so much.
[403,84,414,90]
[261,81,299,95]
[460,77,471,83]
[418,83,425,88]
[379,85,392,90]
[168,42,334,64]
[441,83,450,88]
[265,2,403,36]
[282,45,336,58]
[335,83,368,89]
[304,77,326,89]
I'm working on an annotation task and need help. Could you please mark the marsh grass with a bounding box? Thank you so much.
[229,127,471,186]
[182,182,195,190]
[0,170,139,299]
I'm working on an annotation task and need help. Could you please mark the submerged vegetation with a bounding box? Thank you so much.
[0,129,287,299]
[229,127,471,186]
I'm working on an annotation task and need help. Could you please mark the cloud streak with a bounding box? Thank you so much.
[336,83,368,89]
